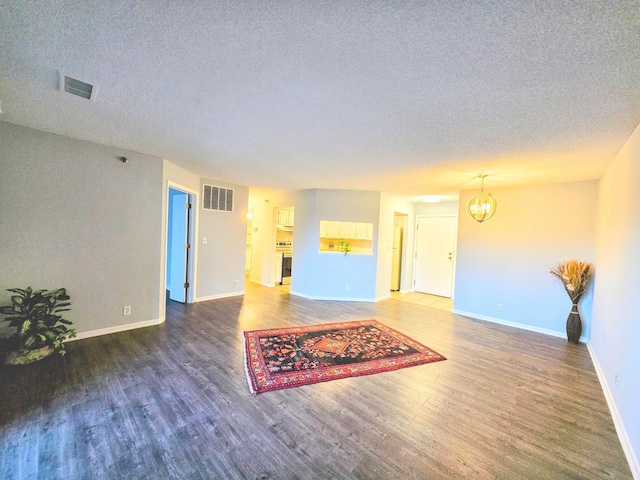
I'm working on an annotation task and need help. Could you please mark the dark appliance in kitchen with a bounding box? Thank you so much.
[276,241,292,285]
[281,252,292,285]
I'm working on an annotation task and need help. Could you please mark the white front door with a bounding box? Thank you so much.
[414,216,457,297]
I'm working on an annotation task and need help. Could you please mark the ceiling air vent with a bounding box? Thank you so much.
[60,73,97,100]
[203,184,234,212]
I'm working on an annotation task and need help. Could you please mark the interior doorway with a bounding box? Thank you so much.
[390,213,407,291]
[167,187,194,303]
[414,215,457,297]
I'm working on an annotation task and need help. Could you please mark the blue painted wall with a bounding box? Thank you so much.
[167,188,188,301]
[291,189,381,301]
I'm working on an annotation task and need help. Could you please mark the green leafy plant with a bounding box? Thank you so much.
[0,287,76,356]
[338,239,352,255]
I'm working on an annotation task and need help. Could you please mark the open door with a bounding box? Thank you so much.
[167,188,191,303]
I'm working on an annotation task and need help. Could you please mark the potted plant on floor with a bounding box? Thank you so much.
[0,287,76,365]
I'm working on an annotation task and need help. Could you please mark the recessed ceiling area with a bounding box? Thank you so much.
[1,1,639,199]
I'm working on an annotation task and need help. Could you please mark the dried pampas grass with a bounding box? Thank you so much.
[550,260,593,303]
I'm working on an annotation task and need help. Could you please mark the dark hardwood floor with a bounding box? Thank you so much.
[0,282,632,479]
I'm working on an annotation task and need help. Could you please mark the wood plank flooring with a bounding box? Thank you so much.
[389,291,453,311]
[0,282,632,479]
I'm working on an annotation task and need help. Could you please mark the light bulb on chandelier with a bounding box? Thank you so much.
[465,175,497,223]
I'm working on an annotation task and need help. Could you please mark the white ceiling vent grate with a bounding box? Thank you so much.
[61,74,96,100]
[203,184,234,212]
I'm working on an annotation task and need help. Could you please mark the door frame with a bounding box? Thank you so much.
[164,181,199,305]
[391,213,408,292]
[412,214,458,298]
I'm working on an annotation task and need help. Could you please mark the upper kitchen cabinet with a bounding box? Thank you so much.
[319,221,372,240]
[354,222,373,240]
[319,220,329,238]
[318,220,374,254]
[277,209,295,227]
[319,220,346,238]
[327,220,342,238]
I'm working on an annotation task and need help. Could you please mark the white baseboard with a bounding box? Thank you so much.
[69,317,164,342]
[196,291,244,302]
[452,309,636,477]
[289,290,376,302]
[587,343,640,480]
[451,309,588,343]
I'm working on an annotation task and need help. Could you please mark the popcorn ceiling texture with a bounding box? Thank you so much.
[1,0,639,196]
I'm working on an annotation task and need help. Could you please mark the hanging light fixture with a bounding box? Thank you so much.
[465,175,497,223]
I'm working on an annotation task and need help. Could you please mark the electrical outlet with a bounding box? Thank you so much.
[234,280,239,286]
[123,306,131,316]
[498,304,503,311]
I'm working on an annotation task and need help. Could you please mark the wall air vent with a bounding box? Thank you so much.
[60,73,97,100]
[202,184,234,212]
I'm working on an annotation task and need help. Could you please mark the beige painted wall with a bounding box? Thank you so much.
[592,121,640,476]
[248,188,298,287]
[454,180,597,337]
[376,194,416,298]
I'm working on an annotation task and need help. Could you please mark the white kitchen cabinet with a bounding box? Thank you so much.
[319,220,329,238]
[327,221,342,238]
[353,222,363,239]
[341,222,357,239]
[277,209,294,226]
[318,220,374,254]
[318,220,373,240]
[355,222,373,240]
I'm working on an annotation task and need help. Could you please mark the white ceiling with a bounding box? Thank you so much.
[1,1,640,200]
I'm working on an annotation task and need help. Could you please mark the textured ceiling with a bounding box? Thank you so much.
[1,1,640,200]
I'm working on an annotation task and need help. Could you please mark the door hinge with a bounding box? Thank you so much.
[186,203,192,209]
[185,243,190,249]
[184,282,190,288]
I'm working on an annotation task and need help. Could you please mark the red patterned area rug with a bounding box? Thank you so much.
[243,319,446,395]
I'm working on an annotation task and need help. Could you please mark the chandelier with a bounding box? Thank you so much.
[465,175,497,223]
